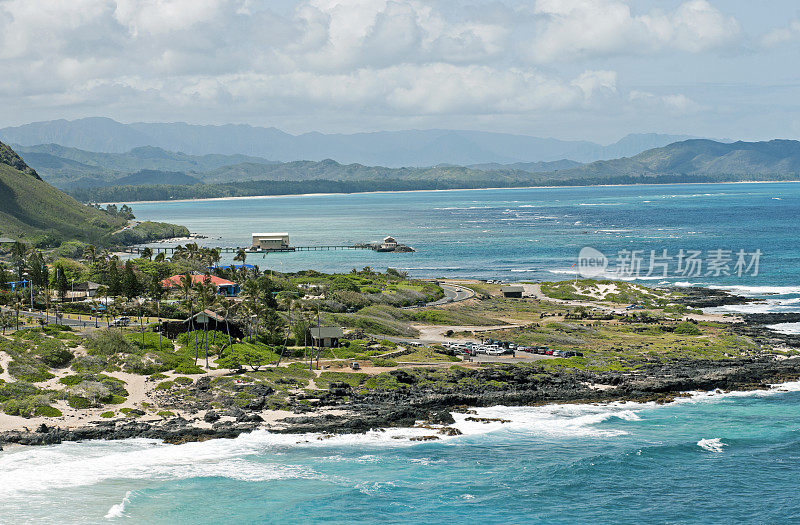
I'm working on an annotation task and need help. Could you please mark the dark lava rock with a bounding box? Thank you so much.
[671,286,752,308]
[426,410,455,425]
[225,406,246,419]
[196,377,212,391]
[203,410,221,423]
[389,370,416,384]
[328,382,352,397]
[245,397,265,410]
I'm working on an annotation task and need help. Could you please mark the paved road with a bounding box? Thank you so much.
[426,283,475,306]
[0,307,96,329]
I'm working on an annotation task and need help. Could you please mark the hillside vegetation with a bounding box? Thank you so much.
[553,139,800,181]
[0,141,186,247]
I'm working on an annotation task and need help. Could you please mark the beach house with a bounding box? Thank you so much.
[310,326,344,347]
[161,274,240,297]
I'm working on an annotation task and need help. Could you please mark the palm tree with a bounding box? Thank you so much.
[234,248,247,266]
[154,252,166,263]
[210,248,221,269]
[217,297,235,350]
[275,292,296,366]
[13,294,22,330]
[10,241,27,281]
[83,244,98,264]
[141,247,153,261]
[195,275,218,368]
[149,275,166,353]
[179,274,200,364]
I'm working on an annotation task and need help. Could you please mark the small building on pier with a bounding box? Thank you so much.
[251,233,290,251]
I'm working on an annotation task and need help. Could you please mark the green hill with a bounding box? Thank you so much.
[0,141,187,247]
[551,139,800,181]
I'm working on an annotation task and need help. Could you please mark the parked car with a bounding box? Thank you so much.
[111,316,130,327]
[545,349,554,355]
[350,361,361,370]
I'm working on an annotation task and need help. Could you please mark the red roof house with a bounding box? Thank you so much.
[161,274,240,297]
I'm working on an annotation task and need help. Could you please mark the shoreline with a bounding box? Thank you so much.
[100,179,800,206]
[2,282,799,449]
[3,353,800,448]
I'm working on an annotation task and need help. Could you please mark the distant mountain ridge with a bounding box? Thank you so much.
[62,138,800,203]
[552,139,800,180]
[1,117,693,166]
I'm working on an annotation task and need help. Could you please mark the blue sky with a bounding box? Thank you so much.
[0,0,799,143]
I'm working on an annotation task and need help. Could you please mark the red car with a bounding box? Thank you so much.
[545,349,554,355]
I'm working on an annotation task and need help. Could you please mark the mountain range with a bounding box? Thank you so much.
[1,117,693,167]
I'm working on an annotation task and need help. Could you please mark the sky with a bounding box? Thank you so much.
[1,0,799,143]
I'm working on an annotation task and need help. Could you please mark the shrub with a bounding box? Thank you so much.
[85,329,135,356]
[149,373,169,380]
[67,395,90,409]
[36,340,74,368]
[674,322,702,335]
[369,358,398,367]
[71,355,109,373]
[8,359,55,382]
[156,381,175,390]
[157,410,175,417]
[174,376,194,386]
[100,411,115,418]
[59,375,85,385]
[34,405,63,417]
[0,381,40,402]
[174,363,206,375]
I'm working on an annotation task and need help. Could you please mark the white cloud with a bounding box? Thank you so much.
[528,0,741,62]
[629,90,702,114]
[0,0,747,133]
[762,19,800,47]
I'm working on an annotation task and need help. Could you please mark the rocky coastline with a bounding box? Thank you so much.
[3,285,799,449]
[3,355,799,448]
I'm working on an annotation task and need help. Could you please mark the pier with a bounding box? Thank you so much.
[117,244,378,255]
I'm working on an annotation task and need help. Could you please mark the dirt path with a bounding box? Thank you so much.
[413,323,524,343]
[0,351,13,383]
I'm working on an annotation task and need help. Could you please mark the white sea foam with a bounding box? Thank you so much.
[766,322,800,335]
[705,296,800,315]
[451,403,648,439]
[5,380,800,500]
[697,438,727,453]
[710,284,800,296]
[105,491,132,519]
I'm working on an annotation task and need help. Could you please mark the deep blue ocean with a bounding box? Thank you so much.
[129,182,800,289]
[2,182,799,523]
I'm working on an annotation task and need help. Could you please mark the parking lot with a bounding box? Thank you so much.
[467,351,558,363]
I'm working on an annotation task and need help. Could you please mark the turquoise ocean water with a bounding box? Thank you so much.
[2,385,800,524]
[2,182,800,523]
